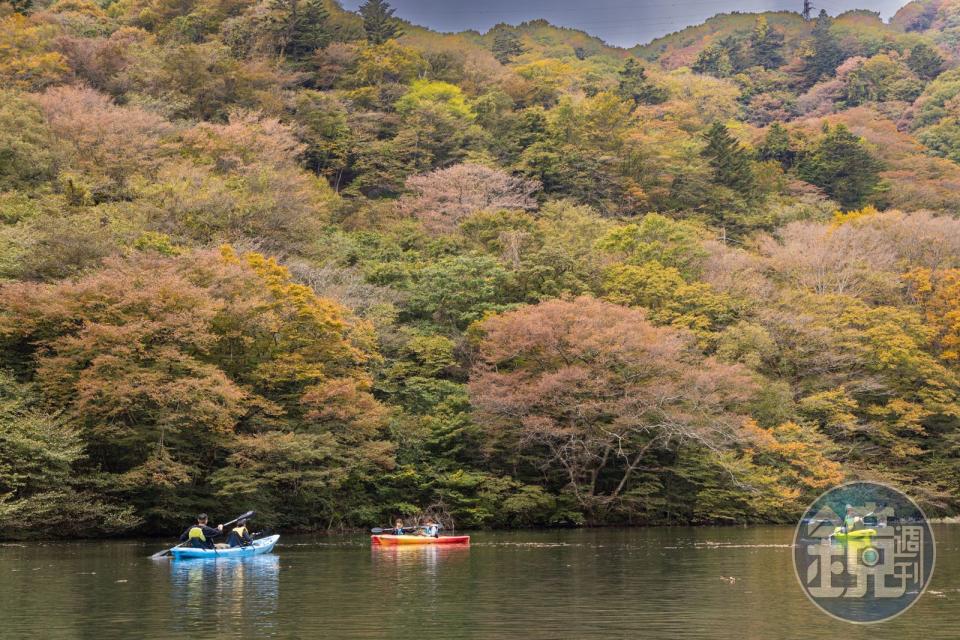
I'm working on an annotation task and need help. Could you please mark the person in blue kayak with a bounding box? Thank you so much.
[227,518,253,547]
[179,513,223,549]
[392,519,406,535]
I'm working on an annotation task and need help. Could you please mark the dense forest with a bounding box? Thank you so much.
[3,0,960,538]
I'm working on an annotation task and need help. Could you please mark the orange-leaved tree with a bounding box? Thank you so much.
[468,296,759,522]
[0,247,391,530]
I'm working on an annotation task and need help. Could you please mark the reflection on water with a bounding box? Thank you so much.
[370,544,472,615]
[1,526,958,639]
[169,555,279,635]
[371,544,471,571]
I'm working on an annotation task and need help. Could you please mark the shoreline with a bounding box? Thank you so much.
[6,519,960,544]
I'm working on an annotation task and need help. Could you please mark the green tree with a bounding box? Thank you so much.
[266,0,330,60]
[805,10,844,83]
[757,122,797,169]
[0,90,58,191]
[907,42,944,81]
[292,91,353,185]
[692,36,745,78]
[0,371,140,539]
[359,0,402,45]
[6,0,31,14]
[750,16,785,70]
[797,123,883,209]
[693,42,732,78]
[406,254,512,328]
[603,261,735,335]
[491,26,524,64]
[701,122,756,196]
[596,213,708,277]
[617,58,667,108]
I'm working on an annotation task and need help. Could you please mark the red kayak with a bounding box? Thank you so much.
[371,534,470,546]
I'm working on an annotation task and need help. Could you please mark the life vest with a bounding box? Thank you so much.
[188,525,206,542]
[233,526,248,539]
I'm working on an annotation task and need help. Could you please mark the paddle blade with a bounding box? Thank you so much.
[370,528,385,534]
[149,548,171,559]
[224,510,257,527]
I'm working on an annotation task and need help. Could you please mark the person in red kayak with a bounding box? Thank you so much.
[418,518,440,538]
[392,519,407,535]
[179,514,224,549]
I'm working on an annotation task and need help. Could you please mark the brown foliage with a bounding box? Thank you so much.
[469,296,756,518]
[140,112,331,251]
[35,84,174,199]
[0,247,387,489]
[398,163,540,233]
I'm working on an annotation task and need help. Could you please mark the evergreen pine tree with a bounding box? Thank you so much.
[8,0,31,13]
[907,42,944,81]
[266,0,330,59]
[702,122,757,196]
[617,59,668,108]
[757,122,797,169]
[360,0,402,45]
[295,0,330,57]
[750,16,785,69]
[491,27,524,64]
[805,10,843,83]
[797,123,883,208]
[692,36,745,78]
[692,44,732,77]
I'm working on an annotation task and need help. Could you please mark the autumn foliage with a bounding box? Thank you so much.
[470,297,757,521]
[4,0,960,536]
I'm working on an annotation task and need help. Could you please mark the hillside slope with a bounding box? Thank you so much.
[3,0,960,538]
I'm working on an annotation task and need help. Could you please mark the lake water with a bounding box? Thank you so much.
[2,525,958,639]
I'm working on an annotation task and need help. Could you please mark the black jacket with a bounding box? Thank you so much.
[179,524,222,544]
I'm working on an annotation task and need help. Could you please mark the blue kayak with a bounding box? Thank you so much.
[170,534,280,559]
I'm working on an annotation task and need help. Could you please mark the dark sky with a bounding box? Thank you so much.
[340,0,909,47]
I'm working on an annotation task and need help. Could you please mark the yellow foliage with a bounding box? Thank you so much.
[743,419,844,490]
[831,205,879,228]
[515,58,574,83]
[0,14,70,90]
[216,246,380,392]
[905,267,960,362]
[603,261,733,334]
[49,0,108,18]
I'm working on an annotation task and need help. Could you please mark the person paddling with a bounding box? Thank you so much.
[419,519,439,538]
[842,505,861,533]
[392,519,407,535]
[179,513,224,549]
[227,518,253,548]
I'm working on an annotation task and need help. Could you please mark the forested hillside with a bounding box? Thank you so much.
[3,0,960,538]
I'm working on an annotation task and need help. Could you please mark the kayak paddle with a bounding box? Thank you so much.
[151,510,256,559]
[370,525,440,534]
[828,510,876,541]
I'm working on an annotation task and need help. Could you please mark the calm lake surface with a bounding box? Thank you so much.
[2,525,958,639]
